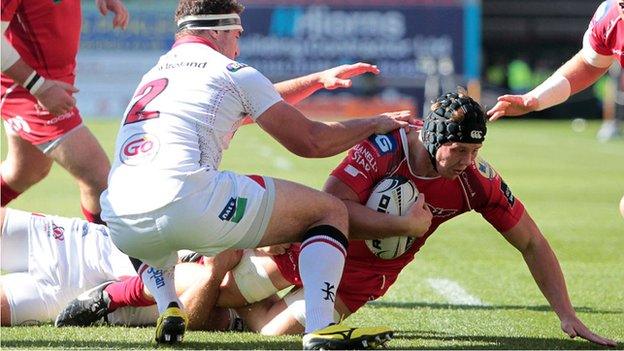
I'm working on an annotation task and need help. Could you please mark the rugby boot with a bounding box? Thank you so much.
[55,281,114,327]
[155,302,188,344]
[302,323,394,350]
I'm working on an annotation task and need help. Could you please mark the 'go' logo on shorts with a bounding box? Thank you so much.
[5,116,31,133]
[120,133,160,165]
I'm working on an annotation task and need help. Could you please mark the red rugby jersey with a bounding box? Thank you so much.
[1,0,81,87]
[586,0,624,67]
[273,124,525,286]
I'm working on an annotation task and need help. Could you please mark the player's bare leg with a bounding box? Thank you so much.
[235,294,353,336]
[0,286,11,326]
[0,134,53,204]
[254,178,393,349]
[49,126,110,223]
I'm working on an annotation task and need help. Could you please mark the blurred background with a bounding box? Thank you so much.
[78,0,623,140]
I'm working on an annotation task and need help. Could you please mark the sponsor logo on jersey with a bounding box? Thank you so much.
[500,181,515,206]
[427,205,458,218]
[46,110,74,125]
[120,133,160,166]
[219,197,248,223]
[368,134,396,155]
[477,158,496,179]
[159,61,208,70]
[227,62,248,72]
[344,164,367,179]
[351,144,378,173]
[51,223,65,241]
[147,267,165,289]
[97,226,109,237]
[81,223,89,237]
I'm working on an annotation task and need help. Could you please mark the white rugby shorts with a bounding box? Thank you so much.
[104,171,276,269]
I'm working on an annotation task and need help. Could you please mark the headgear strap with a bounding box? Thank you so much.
[421,92,487,169]
[177,14,243,32]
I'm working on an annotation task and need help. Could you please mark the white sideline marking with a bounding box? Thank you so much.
[426,278,488,306]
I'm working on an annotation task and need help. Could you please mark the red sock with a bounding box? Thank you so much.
[81,205,105,225]
[105,276,155,311]
[1,177,21,206]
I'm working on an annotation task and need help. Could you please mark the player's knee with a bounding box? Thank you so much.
[3,161,52,189]
[319,195,349,237]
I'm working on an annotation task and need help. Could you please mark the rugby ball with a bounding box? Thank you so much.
[364,176,419,260]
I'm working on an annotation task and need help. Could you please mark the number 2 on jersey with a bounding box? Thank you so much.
[123,78,169,125]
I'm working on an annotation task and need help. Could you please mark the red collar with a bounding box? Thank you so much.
[172,35,218,51]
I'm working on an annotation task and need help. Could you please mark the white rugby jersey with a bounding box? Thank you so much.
[102,36,283,215]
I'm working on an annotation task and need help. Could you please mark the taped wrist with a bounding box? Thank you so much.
[528,73,571,111]
[24,72,45,95]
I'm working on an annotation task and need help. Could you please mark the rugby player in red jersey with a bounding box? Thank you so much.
[59,91,617,347]
[0,0,128,223]
[226,92,613,347]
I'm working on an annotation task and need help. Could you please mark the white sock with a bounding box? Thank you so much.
[298,234,346,333]
[139,264,182,314]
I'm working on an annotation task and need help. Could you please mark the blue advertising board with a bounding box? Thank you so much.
[76,0,480,117]
[238,0,478,82]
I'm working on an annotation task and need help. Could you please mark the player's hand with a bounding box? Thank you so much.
[560,316,617,347]
[257,244,291,255]
[372,110,416,134]
[33,80,78,116]
[96,0,129,30]
[318,62,380,90]
[486,94,539,121]
[403,194,432,237]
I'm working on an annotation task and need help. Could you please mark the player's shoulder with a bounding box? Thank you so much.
[462,156,500,195]
[590,0,619,28]
[362,129,404,158]
[223,59,266,83]
[470,156,498,181]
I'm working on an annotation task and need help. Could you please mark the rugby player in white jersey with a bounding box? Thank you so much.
[0,207,242,330]
[93,0,415,348]
[0,207,135,326]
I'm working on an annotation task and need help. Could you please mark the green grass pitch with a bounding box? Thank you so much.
[1,118,623,349]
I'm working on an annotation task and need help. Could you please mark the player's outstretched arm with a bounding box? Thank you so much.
[96,0,129,30]
[487,52,607,122]
[273,62,380,105]
[502,211,617,347]
[256,101,414,158]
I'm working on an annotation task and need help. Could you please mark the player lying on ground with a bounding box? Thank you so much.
[0,206,244,330]
[58,91,617,347]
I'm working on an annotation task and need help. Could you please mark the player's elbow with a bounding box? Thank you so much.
[288,133,326,158]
